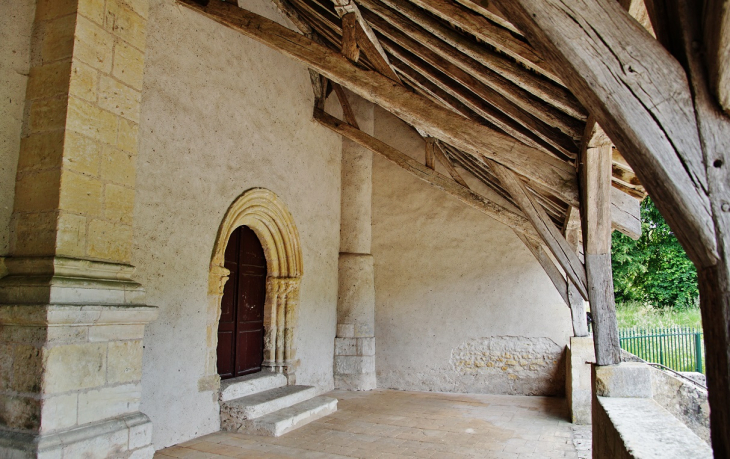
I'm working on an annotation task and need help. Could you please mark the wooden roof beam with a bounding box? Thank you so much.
[332,0,401,81]
[492,0,717,269]
[403,0,562,84]
[356,0,587,120]
[313,108,540,239]
[381,37,579,159]
[360,6,584,139]
[491,160,588,299]
[703,0,730,115]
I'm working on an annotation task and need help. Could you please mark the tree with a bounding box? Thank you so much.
[611,197,699,308]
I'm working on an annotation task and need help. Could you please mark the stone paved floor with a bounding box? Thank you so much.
[155,389,591,459]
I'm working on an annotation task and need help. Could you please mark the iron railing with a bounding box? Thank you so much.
[618,327,705,374]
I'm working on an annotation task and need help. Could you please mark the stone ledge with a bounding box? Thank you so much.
[0,412,153,458]
[0,304,159,326]
[596,397,712,458]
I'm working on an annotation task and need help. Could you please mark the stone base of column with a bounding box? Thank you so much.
[566,336,596,424]
[0,413,154,459]
[0,257,158,459]
[334,337,376,391]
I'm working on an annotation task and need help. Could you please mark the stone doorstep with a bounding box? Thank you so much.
[221,385,318,420]
[598,397,712,458]
[245,396,338,437]
[219,372,287,402]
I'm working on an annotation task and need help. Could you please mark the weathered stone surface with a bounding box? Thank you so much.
[44,342,107,394]
[594,362,653,398]
[77,383,141,425]
[594,397,712,458]
[448,336,565,395]
[566,336,594,425]
[650,366,710,444]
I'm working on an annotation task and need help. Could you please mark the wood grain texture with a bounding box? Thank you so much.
[491,161,588,299]
[610,187,640,240]
[404,0,561,83]
[668,0,730,453]
[341,12,360,62]
[579,123,620,365]
[425,137,436,170]
[703,0,730,115]
[314,108,540,239]
[360,6,585,138]
[176,0,580,206]
[332,82,359,128]
[359,0,586,120]
[493,0,718,268]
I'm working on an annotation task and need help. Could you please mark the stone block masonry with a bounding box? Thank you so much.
[0,0,157,457]
[12,0,148,264]
[450,336,565,395]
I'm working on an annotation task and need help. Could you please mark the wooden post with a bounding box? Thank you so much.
[580,124,620,365]
[565,208,589,337]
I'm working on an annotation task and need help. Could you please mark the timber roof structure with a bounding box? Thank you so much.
[261,0,647,233]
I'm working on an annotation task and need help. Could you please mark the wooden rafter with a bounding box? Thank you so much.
[177,0,581,208]
[356,0,586,120]
[313,108,540,239]
[492,0,717,268]
[490,161,588,299]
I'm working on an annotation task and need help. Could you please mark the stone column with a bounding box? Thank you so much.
[0,0,157,457]
[334,93,376,390]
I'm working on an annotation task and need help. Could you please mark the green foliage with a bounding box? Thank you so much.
[611,197,699,308]
[615,301,702,329]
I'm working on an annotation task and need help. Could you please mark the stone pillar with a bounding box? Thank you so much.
[0,0,157,457]
[567,336,596,424]
[334,93,376,390]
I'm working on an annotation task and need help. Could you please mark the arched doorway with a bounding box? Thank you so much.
[200,188,304,394]
[217,226,268,379]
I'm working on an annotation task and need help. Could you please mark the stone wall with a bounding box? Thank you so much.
[133,0,341,449]
[371,108,572,395]
[0,0,34,260]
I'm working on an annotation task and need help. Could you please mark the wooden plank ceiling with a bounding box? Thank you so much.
[253,0,647,232]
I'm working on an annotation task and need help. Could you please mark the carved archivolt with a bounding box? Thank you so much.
[203,188,303,390]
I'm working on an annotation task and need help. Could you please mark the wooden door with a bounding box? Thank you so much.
[216,226,267,380]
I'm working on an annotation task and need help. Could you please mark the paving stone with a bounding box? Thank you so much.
[156,389,591,458]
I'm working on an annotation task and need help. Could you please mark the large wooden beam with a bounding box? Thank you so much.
[177,0,580,207]
[703,0,730,115]
[313,108,539,239]
[579,123,621,366]
[492,0,718,269]
[610,187,640,240]
[665,0,730,454]
[490,161,588,300]
[563,207,589,337]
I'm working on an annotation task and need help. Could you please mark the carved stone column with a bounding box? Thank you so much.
[0,0,157,457]
[334,92,376,390]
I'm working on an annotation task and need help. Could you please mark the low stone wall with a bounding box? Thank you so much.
[592,363,712,459]
[566,336,595,424]
[650,367,710,444]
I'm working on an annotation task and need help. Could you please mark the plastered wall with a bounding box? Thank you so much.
[372,107,572,396]
[134,0,341,448]
[0,0,35,258]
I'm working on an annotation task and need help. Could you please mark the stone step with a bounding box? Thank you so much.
[245,396,338,437]
[219,372,287,402]
[221,385,318,422]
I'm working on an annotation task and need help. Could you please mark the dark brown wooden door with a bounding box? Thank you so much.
[217,226,267,380]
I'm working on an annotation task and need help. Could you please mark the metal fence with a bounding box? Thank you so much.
[618,327,705,374]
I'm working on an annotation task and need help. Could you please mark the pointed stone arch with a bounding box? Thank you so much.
[202,188,303,391]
